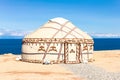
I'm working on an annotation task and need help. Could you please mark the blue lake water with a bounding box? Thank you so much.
[0,38,120,54]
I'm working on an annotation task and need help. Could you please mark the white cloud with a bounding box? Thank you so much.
[0,28,32,36]
[10,32,26,36]
[0,32,3,36]
[89,33,120,38]
[10,31,32,36]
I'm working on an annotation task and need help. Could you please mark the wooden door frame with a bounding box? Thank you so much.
[64,42,81,64]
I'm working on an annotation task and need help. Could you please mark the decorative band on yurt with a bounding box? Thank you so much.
[22,38,94,44]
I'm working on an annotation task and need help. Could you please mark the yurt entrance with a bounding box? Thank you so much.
[64,43,81,64]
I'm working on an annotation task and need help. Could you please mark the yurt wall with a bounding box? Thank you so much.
[81,43,93,62]
[22,42,65,63]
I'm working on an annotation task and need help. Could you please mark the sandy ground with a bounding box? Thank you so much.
[92,50,120,72]
[0,54,82,80]
[0,50,120,80]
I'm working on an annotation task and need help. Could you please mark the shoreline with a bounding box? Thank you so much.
[94,49,120,51]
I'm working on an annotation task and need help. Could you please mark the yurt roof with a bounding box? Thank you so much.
[25,17,92,39]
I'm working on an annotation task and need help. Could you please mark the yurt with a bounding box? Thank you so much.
[22,17,94,64]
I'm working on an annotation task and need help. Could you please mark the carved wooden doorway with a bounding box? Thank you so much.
[64,43,80,64]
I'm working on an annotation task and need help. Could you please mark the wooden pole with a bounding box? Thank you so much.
[64,42,68,64]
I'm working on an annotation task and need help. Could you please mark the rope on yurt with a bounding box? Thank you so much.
[42,21,69,63]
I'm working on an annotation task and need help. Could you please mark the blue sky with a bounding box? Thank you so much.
[0,0,120,38]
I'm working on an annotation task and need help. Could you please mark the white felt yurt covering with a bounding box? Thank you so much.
[22,17,94,64]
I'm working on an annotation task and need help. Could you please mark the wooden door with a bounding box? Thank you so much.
[64,43,80,64]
